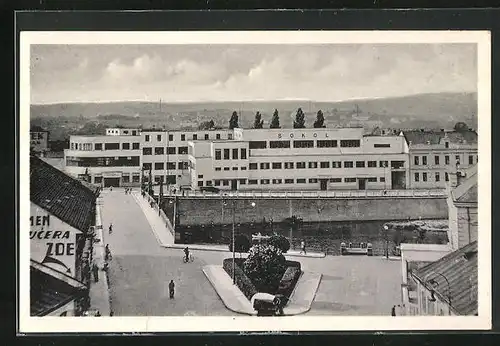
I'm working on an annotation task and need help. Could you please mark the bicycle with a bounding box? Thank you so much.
[182,253,194,263]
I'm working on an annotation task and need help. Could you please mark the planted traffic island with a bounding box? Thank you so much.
[203,234,322,316]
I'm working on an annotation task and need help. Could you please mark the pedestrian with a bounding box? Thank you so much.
[92,262,99,283]
[300,240,306,255]
[169,280,175,299]
[391,305,396,316]
[110,186,113,192]
[105,244,112,261]
[274,294,285,316]
[108,223,113,234]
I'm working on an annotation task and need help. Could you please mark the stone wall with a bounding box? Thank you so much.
[174,197,448,226]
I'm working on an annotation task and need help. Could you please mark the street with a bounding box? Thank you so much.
[99,189,402,316]
[99,190,236,316]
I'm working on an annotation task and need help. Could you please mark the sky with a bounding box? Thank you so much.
[30,44,477,104]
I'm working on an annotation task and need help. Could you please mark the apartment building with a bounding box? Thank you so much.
[404,129,478,189]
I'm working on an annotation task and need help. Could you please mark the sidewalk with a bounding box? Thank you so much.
[132,191,325,258]
[202,265,256,316]
[203,265,322,316]
[87,196,112,316]
[284,272,322,315]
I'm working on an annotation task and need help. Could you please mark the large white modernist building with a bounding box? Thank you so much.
[64,126,477,191]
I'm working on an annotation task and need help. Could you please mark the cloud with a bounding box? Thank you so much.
[30,44,477,104]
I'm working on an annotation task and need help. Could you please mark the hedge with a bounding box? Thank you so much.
[222,258,258,301]
[276,261,302,301]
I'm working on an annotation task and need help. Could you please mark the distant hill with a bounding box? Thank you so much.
[30,92,478,140]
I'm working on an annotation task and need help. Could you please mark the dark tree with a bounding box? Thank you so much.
[253,111,263,129]
[293,108,306,128]
[229,234,251,254]
[198,119,215,130]
[229,111,239,129]
[243,244,287,293]
[313,110,326,128]
[454,122,469,132]
[270,109,281,129]
[268,235,291,253]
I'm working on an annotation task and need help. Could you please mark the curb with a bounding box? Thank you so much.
[93,199,112,316]
[284,273,322,316]
[202,267,256,316]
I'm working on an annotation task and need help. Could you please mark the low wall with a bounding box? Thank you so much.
[172,197,448,226]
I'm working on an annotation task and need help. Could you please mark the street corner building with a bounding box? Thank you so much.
[29,155,100,316]
[399,162,478,316]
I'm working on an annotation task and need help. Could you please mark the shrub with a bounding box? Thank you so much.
[222,258,258,301]
[228,234,251,253]
[268,235,290,253]
[243,244,287,293]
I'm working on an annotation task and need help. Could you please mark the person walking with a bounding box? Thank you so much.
[300,240,306,255]
[105,244,112,261]
[169,280,175,299]
[92,262,99,283]
[391,305,396,316]
[108,223,113,235]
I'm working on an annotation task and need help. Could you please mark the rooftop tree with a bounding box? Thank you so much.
[293,108,306,128]
[229,111,239,129]
[313,110,326,128]
[270,109,281,129]
[253,111,264,129]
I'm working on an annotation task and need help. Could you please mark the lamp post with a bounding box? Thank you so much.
[424,271,452,314]
[383,225,389,259]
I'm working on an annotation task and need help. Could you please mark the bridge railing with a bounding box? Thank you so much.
[155,188,446,199]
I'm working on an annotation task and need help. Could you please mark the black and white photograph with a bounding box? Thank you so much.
[19,31,491,332]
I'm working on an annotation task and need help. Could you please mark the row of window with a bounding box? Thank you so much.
[414,154,477,166]
[66,156,140,167]
[248,139,361,150]
[93,175,141,184]
[204,176,386,187]
[144,132,231,142]
[247,160,400,170]
[142,162,189,171]
[215,148,248,160]
[414,172,449,183]
[70,142,141,151]
[142,146,189,155]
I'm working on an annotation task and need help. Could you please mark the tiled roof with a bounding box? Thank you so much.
[30,155,99,233]
[403,130,478,145]
[451,168,478,204]
[30,260,87,316]
[413,241,478,315]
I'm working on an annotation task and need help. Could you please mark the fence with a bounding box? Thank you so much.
[142,190,175,236]
[153,189,447,199]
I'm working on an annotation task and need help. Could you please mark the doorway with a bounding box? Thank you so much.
[358,178,366,190]
[104,177,120,187]
[320,179,328,191]
[231,179,238,191]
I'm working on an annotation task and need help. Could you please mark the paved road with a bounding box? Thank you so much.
[99,189,236,316]
[99,189,402,317]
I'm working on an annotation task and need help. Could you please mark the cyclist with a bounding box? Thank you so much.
[183,247,190,262]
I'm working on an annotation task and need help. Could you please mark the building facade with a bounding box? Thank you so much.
[446,164,478,251]
[64,130,142,187]
[403,129,478,189]
[188,128,409,191]
[64,126,478,191]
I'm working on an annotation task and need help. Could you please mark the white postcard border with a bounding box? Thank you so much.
[19,30,491,333]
